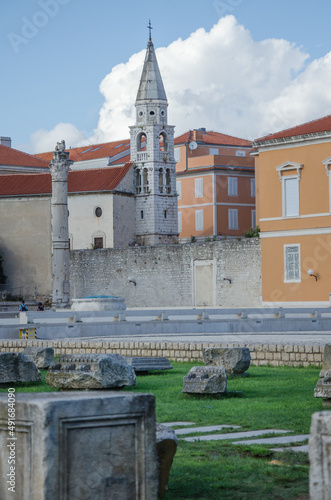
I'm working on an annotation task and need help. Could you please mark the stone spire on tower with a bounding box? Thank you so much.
[136,23,167,103]
[130,26,178,246]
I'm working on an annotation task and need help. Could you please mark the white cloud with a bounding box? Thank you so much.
[20,123,88,154]
[26,15,331,152]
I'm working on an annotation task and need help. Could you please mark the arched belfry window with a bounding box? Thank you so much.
[159,132,167,152]
[137,132,147,152]
[135,169,141,194]
[143,168,149,194]
[159,168,164,193]
[165,168,171,194]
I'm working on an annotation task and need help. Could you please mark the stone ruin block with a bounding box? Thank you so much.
[23,346,55,369]
[182,366,227,394]
[314,369,331,407]
[202,347,251,375]
[46,353,136,390]
[126,357,173,374]
[156,423,177,498]
[0,391,158,500]
[319,344,331,377]
[0,352,42,384]
[309,410,331,499]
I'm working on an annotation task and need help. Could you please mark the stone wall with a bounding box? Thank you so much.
[0,197,52,298]
[0,340,323,367]
[70,238,262,308]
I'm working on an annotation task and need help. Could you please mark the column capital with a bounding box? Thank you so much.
[49,141,73,181]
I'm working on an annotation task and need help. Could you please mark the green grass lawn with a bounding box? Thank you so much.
[0,362,324,499]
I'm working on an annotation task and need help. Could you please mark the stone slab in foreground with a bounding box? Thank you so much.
[309,411,331,500]
[0,391,158,500]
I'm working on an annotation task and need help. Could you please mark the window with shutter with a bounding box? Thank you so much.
[283,177,299,217]
[284,245,301,282]
[178,212,182,232]
[228,209,238,229]
[195,178,203,198]
[195,209,204,231]
[176,180,182,199]
[228,177,238,196]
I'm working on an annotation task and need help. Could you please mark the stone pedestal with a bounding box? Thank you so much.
[0,392,158,500]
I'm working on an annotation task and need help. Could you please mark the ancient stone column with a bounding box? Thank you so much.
[49,140,73,308]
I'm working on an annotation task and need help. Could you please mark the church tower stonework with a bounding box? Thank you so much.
[130,29,178,246]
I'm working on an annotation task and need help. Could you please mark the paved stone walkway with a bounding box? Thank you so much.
[166,422,309,452]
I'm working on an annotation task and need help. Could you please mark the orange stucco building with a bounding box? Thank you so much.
[254,115,331,305]
[175,129,255,239]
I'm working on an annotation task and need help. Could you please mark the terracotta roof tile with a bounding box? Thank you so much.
[35,132,250,164]
[0,144,49,168]
[0,163,133,197]
[174,130,251,147]
[255,114,331,143]
[35,139,131,163]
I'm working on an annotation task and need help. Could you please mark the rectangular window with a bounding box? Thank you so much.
[209,147,218,155]
[228,209,238,229]
[251,178,255,197]
[174,147,181,162]
[178,212,182,232]
[176,180,182,199]
[251,210,256,229]
[195,178,203,198]
[228,177,238,196]
[93,237,103,249]
[284,245,301,282]
[283,177,299,217]
[236,150,246,157]
[195,209,204,231]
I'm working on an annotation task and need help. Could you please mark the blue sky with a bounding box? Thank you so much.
[2,0,331,152]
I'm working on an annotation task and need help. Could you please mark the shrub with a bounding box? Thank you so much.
[244,225,260,238]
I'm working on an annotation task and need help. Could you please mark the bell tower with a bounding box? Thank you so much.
[130,23,178,246]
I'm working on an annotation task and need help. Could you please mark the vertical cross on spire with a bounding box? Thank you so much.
[148,19,153,41]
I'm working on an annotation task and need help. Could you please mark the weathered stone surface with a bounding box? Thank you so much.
[126,357,173,373]
[46,353,136,389]
[71,295,126,311]
[23,346,55,369]
[202,347,251,374]
[0,391,158,500]
[156,423,177,498]
[319,344,331,377]
[0,352,42,384]
[314,369,331,405]
[309,411,331,500]
[182,366,227,394]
